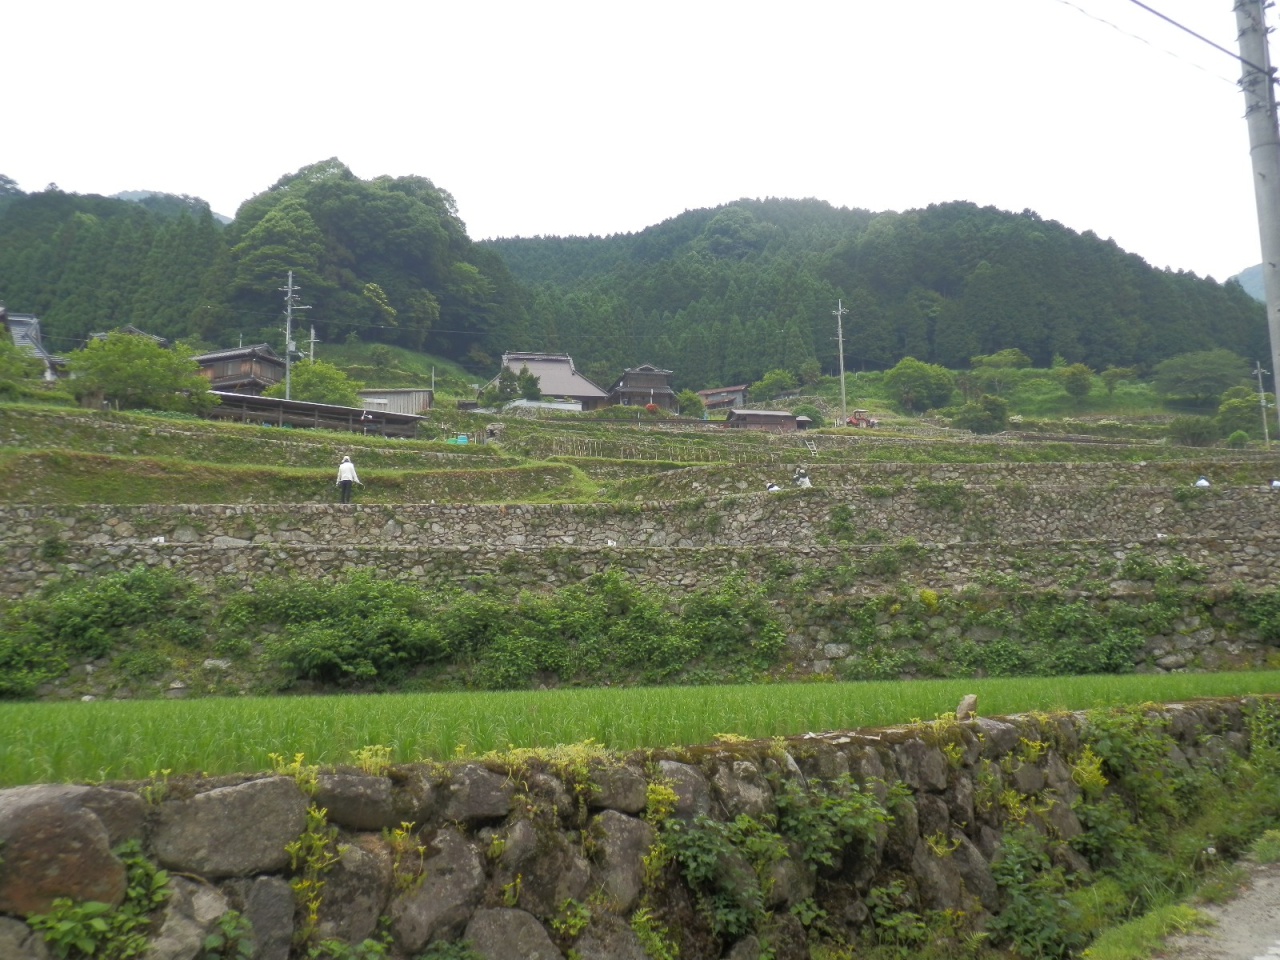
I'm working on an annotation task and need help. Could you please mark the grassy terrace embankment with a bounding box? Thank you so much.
[0,449,592,504]
[3,672,1279,785]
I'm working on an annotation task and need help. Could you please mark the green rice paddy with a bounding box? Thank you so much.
[4,671,1278,786]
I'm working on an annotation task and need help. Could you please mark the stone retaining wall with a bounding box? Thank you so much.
[3,485,1278,552]
[6,536,1279,687]
[616,459,1280,498]
[0,698,1265,960]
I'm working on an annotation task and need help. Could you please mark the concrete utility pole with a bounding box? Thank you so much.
[833,299,849,424]
[1236,0,1280,442]
[278,270,311,401]
[307,325,320,361]
[1256,360,1272,444]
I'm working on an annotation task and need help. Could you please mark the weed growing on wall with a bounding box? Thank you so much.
[27,840,170,960]
[0,565,207,696]
[218,568,786,690]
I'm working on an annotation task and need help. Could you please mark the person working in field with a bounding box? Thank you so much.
[336,456,362,503]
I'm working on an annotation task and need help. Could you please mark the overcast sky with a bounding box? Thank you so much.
[6,0,1266,281]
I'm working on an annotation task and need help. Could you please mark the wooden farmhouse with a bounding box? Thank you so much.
[697,384,748,412]
[608,364,677,410]
[192,344,285,395]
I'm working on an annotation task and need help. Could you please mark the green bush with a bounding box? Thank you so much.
[989,826,1085,958]
[1226,429,1250,448]
[790,402,828,427]
[949,394,1009,434]
[0,566,207,697]
[1166,416,1219,447]
[221,569,787,690]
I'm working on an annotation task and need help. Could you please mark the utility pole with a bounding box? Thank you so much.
[1235,0,1280,441]
[833,300,849,424]
[278,270,310,401]
[1256,360,1272,445]
[307,325,320,361]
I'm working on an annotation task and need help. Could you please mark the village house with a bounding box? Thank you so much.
[192,344,285,395]
[696,384,749,412]
[483,352,610,410]
[1,303,65,380]
[608,363,677,410]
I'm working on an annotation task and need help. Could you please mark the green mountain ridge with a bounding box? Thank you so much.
[0,160,1268,392]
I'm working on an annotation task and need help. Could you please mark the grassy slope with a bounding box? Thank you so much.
[2,673,1278,785]
[318,342,480,397]
[0,449,588,504]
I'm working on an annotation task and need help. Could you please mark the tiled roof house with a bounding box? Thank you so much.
[484,352,610,410]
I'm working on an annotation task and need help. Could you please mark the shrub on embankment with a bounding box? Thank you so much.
[3,697,1280,959]
[3,562,1278,700]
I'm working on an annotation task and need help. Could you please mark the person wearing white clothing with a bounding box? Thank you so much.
[1194,476,1211,488]
[336,456,362,503]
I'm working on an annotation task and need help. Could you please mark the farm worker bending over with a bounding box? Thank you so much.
[336,456,362,503]
[1194,476,1211,488]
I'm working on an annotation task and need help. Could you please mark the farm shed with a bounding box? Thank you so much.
[723,409,799,432]
[204,391,425,438]
[357,388,433,415]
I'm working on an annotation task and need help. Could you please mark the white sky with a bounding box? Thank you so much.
[5,0,1267,281]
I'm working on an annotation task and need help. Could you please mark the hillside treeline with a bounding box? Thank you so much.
[0,160,528,365]
[489,199,1268,389]
[0,164,1266,389]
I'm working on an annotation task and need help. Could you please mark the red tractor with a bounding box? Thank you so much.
[846,409,879,428]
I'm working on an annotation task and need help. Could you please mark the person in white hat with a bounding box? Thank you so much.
[336,456,362,503]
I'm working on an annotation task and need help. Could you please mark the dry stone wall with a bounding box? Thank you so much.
[0,698,1264,960]
[5,534,1279,689]
[613,458,1280,499]
[3,484,1278,552]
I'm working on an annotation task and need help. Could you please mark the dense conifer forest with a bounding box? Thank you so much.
[0,162,1266,390]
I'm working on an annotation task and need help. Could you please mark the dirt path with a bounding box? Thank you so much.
[1156,861,1280,959]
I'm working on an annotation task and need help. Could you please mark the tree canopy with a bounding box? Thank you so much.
[263,359,362,406]
[883,357,954,412]
[67,333,214,412]
[1151,349,1251,401]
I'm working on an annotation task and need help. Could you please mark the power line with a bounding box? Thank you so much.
[1125,0,1271,76]
[1048,0,1242,87]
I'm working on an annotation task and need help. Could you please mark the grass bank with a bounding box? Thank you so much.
[0,449,585,504]
[3,671,1278,785]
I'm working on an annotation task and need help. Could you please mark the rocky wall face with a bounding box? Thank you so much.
[2,484,1278,550]
[4,535,1279,688]
[0,698,1267,960]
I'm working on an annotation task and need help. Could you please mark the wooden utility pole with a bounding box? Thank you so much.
[1236,0,1280,442]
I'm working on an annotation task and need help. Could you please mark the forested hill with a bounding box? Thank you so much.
[0,164,1266,391]
[485,199,1268,390]
[0,160,528,366]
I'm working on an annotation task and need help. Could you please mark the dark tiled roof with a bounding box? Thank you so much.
[193,344,283,363]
